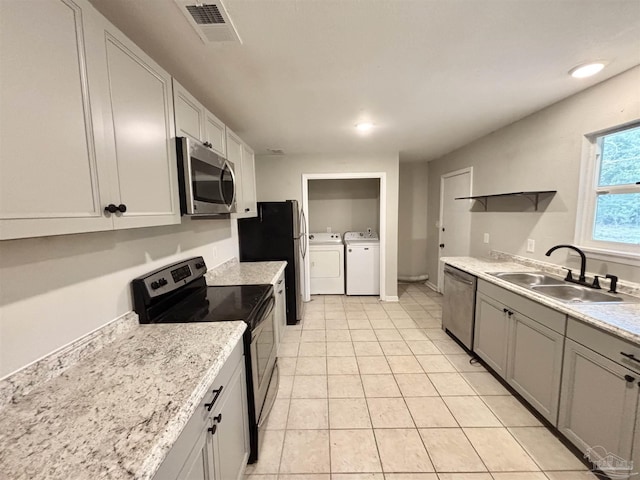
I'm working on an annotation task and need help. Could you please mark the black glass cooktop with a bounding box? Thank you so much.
[151,282,273,330]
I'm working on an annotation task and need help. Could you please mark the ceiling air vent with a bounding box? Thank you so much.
[176,1,242,44]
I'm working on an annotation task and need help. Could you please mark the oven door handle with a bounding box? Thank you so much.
[252,296,275,336]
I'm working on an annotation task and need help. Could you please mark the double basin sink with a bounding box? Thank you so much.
[491,272,635,304]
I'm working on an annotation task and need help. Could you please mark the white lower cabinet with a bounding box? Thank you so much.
[558,318,640,477]
[473,280,565,424]
[273,271,287,348]
[154,341,249,480]
[0,0,179,240]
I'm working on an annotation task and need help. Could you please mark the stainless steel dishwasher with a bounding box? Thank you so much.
[442,264,477,351]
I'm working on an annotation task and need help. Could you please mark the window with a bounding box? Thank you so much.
[576,123,640,263]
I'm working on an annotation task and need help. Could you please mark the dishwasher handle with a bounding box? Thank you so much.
[444,267,474,286]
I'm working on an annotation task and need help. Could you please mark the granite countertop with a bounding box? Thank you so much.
[205,258,287,286]
[441,256,640,344]
[0,321,246,480]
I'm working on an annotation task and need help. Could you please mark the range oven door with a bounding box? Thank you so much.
[177,136,236,215]
[250,295,277,420]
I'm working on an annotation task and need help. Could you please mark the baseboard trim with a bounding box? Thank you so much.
[425,281,440,293]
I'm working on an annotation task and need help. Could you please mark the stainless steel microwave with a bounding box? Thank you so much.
[176,137,236,216]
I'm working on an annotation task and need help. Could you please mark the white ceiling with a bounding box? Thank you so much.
[88,0,640,162]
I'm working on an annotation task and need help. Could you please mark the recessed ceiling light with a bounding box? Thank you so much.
[569,62,606,78]
[355,122,374,132]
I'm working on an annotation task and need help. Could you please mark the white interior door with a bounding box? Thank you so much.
[438,168,472,292]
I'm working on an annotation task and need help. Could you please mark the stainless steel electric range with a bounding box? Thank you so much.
[131,256,279,463]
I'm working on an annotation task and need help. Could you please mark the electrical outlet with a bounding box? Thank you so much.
[483,233,490,244]
[527,239,535,253]
[326,226,332,233]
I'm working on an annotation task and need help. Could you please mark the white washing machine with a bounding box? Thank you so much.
[309,232,345,295]
[344,231,380,296]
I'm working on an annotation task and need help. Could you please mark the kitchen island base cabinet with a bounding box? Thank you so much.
[154,341,249,480]
[558,338,637,474]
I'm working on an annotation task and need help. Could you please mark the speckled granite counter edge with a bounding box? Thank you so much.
[138,322,246,480]
[206,258,287,286]
[490,250,640,297]
[441,257,640,344]
[441,255,640,344]
[0,311,138,410]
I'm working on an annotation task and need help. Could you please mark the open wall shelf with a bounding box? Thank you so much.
[455,190,557,211]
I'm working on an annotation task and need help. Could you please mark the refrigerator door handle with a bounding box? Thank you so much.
[300,209,307,258]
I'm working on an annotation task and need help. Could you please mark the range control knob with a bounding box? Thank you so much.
[150,281,160,290]
[158,278,168,286]
[195,261,206,269]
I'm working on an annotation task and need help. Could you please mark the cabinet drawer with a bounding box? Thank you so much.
[567,317,640,374]
[478,279,566,334]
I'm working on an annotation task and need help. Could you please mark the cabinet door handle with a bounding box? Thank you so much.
[625,374,635,383]
[208,424,217,435]
[214,413,222,423]
[503,308,509,313]
[278,279,283,285]
[204,386,224,411]
[117,204,127,213]
[278,289,283,294]
[104,204,118,214]
[621,352,640,364]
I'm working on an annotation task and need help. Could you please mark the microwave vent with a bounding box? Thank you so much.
[176,1,242,44]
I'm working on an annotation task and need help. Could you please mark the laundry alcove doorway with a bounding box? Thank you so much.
[301,172,387,302]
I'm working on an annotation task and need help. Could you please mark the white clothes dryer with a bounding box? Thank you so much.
[309,232,345,295]
[344,231,380,296]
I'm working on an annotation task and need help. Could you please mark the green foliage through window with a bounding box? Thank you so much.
[592,124,640,245]
[598,125,640,186]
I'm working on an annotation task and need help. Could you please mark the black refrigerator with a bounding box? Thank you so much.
[238,200,305,325]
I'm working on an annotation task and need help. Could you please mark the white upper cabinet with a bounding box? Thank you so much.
[0,0,113,239]
[98,21,180,229]
[0,0,180,240]
[205,111,227,158]
[173,79,205,142]
[173,80,226,158]
[226,128,257,219]
[240,143,257,217]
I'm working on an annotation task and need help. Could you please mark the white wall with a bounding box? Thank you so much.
[0,219,238,377]
[308,178,380,234]
[255,153,399,298]
[427,66,640,286]
[398,162,429,278]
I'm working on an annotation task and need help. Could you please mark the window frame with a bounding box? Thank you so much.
[574,122,640,266]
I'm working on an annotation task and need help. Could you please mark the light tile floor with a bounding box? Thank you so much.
[245,283,602,480]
